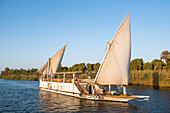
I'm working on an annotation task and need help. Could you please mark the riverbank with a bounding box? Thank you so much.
[129,70,170,87]
[1,70,170,87]
[0,74,39,81]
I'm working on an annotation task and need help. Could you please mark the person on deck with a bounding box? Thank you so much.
[92,86,95,95]
[75,78,78,83]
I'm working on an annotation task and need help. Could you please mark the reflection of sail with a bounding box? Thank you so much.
[95,13,131,86]
[38,45,66,74]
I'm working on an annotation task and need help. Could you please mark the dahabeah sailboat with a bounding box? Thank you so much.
[39,13,149,102]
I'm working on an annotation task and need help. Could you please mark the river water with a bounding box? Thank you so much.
[0,79,169,113]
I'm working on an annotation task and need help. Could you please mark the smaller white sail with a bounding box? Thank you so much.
[42,63,48,75]
[49,45,66,74]
[38,44,66,75]
[38,61,48,74]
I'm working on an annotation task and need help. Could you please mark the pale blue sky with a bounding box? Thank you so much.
[0,0,170,72]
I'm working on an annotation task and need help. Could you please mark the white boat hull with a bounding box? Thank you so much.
[39,80,141,102]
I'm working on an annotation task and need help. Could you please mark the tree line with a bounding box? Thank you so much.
[0,50,169,80]
[0,63,101,78]
[130,50,170,71]
[0,68,39,76]
[57,63,101,72]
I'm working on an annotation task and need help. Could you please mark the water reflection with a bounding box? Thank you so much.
[0,79,169,113]
[38,89,136,112]
[128,85,170,91]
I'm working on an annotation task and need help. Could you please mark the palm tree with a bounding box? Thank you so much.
[160,50,170,68]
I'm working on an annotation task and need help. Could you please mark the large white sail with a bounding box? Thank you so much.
[38,44,66,74]
[95,13,131,86]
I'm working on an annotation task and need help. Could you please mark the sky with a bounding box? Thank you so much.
[0,0,170,72]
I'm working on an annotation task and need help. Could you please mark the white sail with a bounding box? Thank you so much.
[95,13,131,85]
[42,62,48,75]
[49,45,66,74]
[38,44,66,74]
[38,61,48,74]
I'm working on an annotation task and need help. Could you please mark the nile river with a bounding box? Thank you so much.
[0,79,169,112]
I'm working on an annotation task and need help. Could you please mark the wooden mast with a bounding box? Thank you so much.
[47,58,51,81]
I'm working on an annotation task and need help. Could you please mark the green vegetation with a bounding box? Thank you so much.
[0,50,169,87]
[129,70,170,87]
[57,63,100,72]
[129,58,143,70]
[0,68,40,81]
[129,50,170,87]
[57,63,100,79]
[143,62,152,70]
[1,74,39,81]
[0,63,101,81]
[160,50,170,69]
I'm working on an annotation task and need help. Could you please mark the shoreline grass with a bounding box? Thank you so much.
[129,70,170,87]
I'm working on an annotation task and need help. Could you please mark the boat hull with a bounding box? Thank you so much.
[39,80,149,102]
[39,87,137,102]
